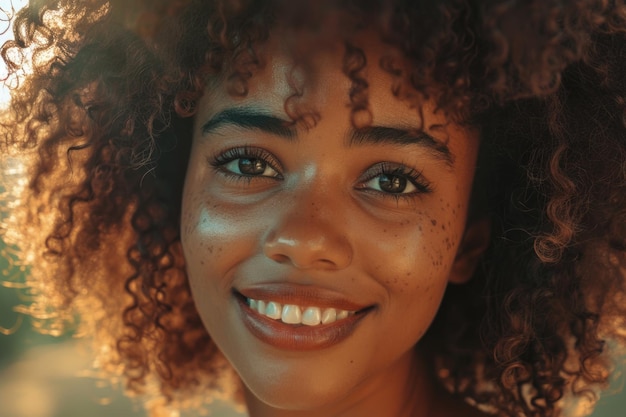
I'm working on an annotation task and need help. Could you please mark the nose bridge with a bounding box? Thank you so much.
[263,181,353,270]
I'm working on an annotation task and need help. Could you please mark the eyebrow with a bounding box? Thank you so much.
[201,108,453,165]
[201,108,296,139]
[349,126,453,166]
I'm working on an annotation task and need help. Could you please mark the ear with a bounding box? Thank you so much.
[449,217,491,284]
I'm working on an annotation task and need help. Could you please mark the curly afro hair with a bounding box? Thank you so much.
[2,0,626,416]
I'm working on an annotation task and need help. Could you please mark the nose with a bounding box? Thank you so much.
[263,199,354,270]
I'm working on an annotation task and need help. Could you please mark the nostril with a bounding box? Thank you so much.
[269,253,291,264]
[317,258,336,267]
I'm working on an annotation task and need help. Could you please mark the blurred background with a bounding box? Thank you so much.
[0,243,244,417]
[0,1,624,416]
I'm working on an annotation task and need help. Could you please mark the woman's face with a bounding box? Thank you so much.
[181,32,481,412]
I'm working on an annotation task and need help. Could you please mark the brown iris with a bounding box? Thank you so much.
[239,158,267,175]
[378,174,408,193]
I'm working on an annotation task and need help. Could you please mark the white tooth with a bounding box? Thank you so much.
[321,308,337,324]
[257,300,266,315]
[281,304,302,324]
[249,299,258,310]
[336,310,349,320]
[265,302,281,320]
[302,307,322,326]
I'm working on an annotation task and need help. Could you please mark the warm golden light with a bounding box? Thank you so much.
[0,0,28,109]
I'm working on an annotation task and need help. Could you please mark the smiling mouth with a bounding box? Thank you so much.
[234,288,374,350]
[245,297,356,326]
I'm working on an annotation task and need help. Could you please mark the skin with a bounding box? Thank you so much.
[180,30,486,417]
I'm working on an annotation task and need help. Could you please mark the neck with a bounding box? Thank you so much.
[243,349,440,417]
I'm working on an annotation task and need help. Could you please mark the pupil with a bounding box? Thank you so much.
[239,158,265,175]
[379,174,406,193]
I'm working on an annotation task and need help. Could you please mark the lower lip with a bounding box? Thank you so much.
[236,296,369,351]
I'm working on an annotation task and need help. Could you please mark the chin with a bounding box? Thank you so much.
[239,364,356,412]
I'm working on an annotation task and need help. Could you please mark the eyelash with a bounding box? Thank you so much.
[358,162,433,198]
[208,146,283,182]
[208,146,433,198]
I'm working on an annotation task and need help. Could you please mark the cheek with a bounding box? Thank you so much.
[180,178,259,295]
[360,202,466,341]
[180,178,272,350]
[364,207,463,284]
[423,201,465,272]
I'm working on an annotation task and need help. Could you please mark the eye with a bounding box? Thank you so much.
[223,157,280,177]
[358,162,432,196]
[209,146,283,179]
[364,173,418,194]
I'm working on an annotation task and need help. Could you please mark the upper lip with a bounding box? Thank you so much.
[235,283,374,312]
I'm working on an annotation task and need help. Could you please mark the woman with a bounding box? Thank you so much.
[1,1,625,416]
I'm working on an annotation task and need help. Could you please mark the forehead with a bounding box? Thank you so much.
[194,29,480,174]
[202,28,449,131]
